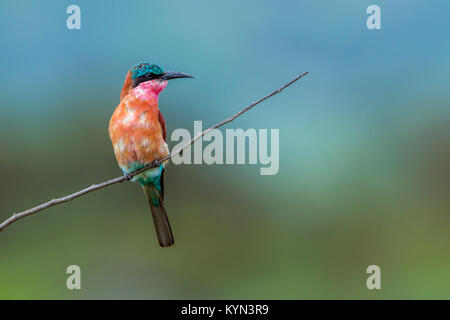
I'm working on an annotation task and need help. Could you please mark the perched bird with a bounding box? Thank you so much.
[109,63,193,247]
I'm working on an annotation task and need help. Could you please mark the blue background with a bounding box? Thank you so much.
[0,1,449,298]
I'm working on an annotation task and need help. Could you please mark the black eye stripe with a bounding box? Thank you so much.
[145,73,159,79]
[132,73,162,87]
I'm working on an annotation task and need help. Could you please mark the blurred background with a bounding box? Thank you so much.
[1,0,449,299]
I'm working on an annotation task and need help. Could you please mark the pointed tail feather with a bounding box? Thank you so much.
[143,185,174,247]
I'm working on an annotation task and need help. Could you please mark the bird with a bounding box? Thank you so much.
[109,63,193,247]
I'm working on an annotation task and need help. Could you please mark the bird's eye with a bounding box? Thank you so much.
[147,73,159,80]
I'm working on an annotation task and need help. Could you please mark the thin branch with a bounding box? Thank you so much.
[0,72,309,232]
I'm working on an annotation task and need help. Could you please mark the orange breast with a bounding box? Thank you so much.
[109,94,169,171]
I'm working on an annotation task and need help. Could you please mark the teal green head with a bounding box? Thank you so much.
[130,62,194,88]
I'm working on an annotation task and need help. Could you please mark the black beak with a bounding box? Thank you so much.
[160,71,194,81]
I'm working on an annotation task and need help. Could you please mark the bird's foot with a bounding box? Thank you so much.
[125,173,133,181]
[151,160,160,167]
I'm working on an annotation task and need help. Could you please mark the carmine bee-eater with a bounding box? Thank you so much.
[109,63,193,247]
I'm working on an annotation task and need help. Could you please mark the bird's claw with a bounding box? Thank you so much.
[151,160,160,167]
[125,173,133,181]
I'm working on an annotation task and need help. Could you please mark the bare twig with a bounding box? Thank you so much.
[0,72,309,232]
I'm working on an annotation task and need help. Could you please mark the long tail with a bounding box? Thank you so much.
[143,185,174,247]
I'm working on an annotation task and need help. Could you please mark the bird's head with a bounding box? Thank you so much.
[120,62,193,100]
[130,62,193,93]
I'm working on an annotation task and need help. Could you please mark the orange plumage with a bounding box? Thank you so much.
[109,71,169,172]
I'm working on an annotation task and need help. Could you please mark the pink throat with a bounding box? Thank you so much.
[130,80,168,101]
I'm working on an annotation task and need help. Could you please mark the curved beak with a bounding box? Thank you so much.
[160,71,194,81]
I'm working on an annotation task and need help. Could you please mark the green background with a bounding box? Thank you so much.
[1,1,449,299]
